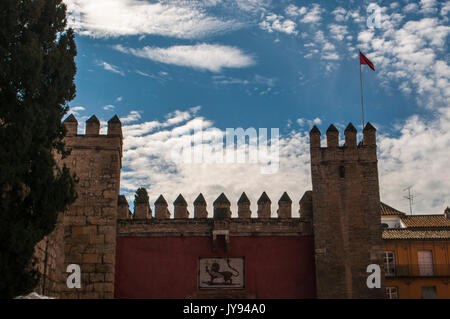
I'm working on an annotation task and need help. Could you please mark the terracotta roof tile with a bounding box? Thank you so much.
[380,202,406,216]
[400,215,450,228]
[383,229,450,240]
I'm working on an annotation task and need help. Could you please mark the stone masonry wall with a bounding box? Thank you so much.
[32,213,65,297]
[55,115,123,298]
[309,123,384,299]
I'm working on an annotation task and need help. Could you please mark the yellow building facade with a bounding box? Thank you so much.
[381,204,450,299]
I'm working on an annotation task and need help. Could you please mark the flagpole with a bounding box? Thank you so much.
[359,53,365,130]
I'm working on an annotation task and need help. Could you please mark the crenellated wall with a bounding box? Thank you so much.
[309,122,384,299]
[48,114,123,298]
[32,116,384,299]
[114,191,316,298]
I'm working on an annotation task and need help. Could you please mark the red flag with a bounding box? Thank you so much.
[359,51,375,71]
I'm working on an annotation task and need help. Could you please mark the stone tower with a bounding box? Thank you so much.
[57,114,123,298]
[309,122,384,299]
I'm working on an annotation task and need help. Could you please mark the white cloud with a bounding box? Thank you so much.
[403,3,418,13]
[119,106,450,216]
[114,43,255,72]
[120,110,142,124]
[234,0,270,12]
[442,1,450,16]
[358,16,450,109]
[103,104,115,111]
[329,24,349,41]
[300,4,323,24]
[97,60,124,76]
[419,0,438,14]
[116,97,123,102]
[353,8,450,213]
[378,107,450,214]
[64,0,241,39]
[259,13,298,35]
[71,106,85,112]
[68,106,85,116]
[120,107,312,216]
[333,7,347,21]
[296,117,321,127]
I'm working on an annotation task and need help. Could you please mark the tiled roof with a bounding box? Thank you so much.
[400,215,450,228]
[383,229,450,240]
[380,202,406,216]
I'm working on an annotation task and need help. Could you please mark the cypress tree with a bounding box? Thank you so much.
[0,0,77,298]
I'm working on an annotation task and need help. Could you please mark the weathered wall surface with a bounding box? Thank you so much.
[115,235,316,299]
[29,118,387,299]
[57,116,122,299]
[32,214,65,297]
[310,123,385,299]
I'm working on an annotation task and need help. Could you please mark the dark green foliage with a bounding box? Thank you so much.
[135,188,149,204]
[0,0,77,298]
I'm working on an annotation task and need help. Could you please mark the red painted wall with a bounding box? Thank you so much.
[114,236,316,299]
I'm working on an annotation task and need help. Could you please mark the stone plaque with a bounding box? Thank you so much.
[198,257,244,289]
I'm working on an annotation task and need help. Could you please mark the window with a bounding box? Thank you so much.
[384,251,396,276]
[339,166,345,178]
[418,250,433,276]
[385,287,398,299]
[421,286,437,299]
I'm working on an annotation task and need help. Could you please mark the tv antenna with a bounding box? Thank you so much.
[403,186,414,215]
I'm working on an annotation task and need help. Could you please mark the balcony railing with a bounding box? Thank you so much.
[385,264,450,277]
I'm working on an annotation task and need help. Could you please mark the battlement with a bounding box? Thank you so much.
[309,122,383,298]
[63,114,123,169]
[119,191,314,221]
[56,114,124,299]
[309,122,377,163]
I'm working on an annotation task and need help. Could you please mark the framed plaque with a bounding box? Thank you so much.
[198,257,245,289]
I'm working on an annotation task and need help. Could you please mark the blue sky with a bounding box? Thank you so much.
[64,0,450,215]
